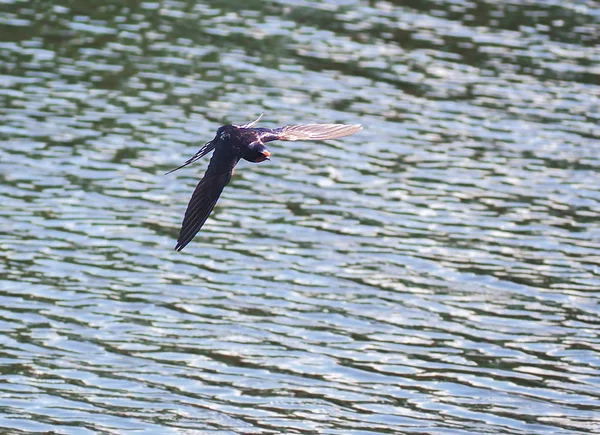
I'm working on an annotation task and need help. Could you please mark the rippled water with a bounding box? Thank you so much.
[1,0,599,434]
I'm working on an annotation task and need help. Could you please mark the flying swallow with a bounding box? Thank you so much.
[167,115,362,251]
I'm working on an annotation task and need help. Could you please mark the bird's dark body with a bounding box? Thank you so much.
[167,116,361,251]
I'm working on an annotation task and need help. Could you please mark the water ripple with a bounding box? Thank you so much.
[1,0,599,434]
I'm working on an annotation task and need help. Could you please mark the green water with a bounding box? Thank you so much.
[1,1,599,434]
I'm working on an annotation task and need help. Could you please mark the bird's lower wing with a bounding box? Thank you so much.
[274,124,362,141]
[175,149,239,251]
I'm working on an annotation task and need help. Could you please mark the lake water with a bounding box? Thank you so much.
[1,1,599,434]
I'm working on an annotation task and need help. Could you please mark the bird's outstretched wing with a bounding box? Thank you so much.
[175,145,240,251]
[273,124,362,141]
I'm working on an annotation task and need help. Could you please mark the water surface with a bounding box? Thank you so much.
[1,0,599,434]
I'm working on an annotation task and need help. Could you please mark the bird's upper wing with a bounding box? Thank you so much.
[273,124,362,141]
[175,144,240,251]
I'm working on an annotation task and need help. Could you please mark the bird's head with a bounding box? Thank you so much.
[243,141,271,163]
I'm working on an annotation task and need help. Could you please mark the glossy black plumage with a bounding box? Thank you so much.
[168,115,362,251]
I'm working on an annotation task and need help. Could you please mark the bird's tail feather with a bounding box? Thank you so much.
[165,140,216,175]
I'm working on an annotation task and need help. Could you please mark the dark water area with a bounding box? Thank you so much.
[1,0,599,433]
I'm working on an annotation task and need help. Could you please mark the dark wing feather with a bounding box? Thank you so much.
[175,145,240,251]
[274,124,362,141]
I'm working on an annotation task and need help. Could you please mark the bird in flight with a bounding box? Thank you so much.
[167,115,362,251]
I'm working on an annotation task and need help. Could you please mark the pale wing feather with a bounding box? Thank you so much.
[276,124,362,141]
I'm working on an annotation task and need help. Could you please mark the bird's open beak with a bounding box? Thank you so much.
[262,150,271,160]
